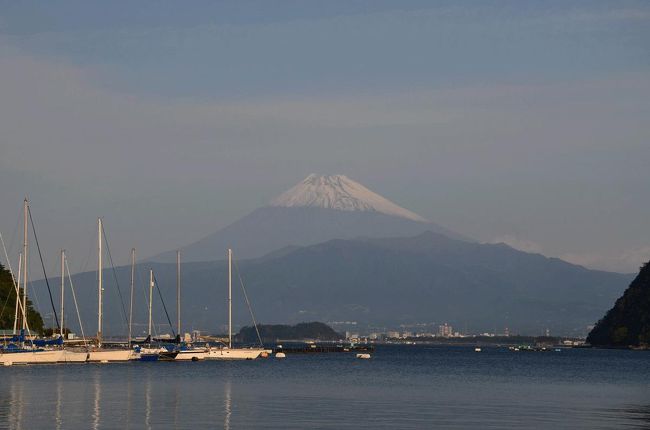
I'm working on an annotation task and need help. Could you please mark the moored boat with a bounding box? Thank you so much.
[134,345,178,362]
[59,348,89,363]
[88,348,133,363]
[89,218,133,362]
[206,345,265,360]
[174,345,209,361]
[0,200,65,365]
[0,349,65,366]
[204,249,265,361]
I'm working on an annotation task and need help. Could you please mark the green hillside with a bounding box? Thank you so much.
[587,261,650,347]
[0,263,44,334]
[237,322,342,343]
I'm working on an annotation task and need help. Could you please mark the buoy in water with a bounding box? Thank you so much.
[275,352,286,358]
[356,353,371,359]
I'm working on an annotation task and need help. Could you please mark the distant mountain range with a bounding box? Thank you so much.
[152,174,465,262]
[25,175,632,338]
[44,231,631,338]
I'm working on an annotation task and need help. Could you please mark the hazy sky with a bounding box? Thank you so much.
[0,1,648,274]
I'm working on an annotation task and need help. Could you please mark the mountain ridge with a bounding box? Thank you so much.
[51,231,630,337]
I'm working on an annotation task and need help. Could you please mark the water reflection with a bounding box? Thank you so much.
[16,378,23,430]
[92,370,100,430]
[8,376,24,430]
[172,374,180,429]
[126,367,133,429]
[0,348,647,430]
[145,369,151,430]
[0,364,241,429]
[224,380,232,430]
[55,372,63,430]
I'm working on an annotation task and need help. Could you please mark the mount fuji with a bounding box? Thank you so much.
[153,174,464,262]
[49,175,629,336]
[270,174,427,222]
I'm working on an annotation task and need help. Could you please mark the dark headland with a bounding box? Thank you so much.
[0,263,43,333]
[237,322,341,344]
[587,260,650,349]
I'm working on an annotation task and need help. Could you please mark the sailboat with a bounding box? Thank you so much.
[173,251,209,361]
[0,339,64,366]
[135,268,179,361]
[87,218,133,362]
[136,269,160,361]
[58,249,89,363]
[206,249,266,360]
[173,343,209,361]
[0,199,64,365]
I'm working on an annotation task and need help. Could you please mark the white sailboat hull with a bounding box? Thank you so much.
[88,349,133,362]
[206,347,265,360]
[0,349,64,365]
[174,349,209,361]
[59,349,89,363]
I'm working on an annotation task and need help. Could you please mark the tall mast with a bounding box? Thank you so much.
[128,248,135,347]
[228,248,232,349]
[97,217,103,346]
[22,198,28,332]
[148,269,154,339]
[176,250,181,338]
[60,249,65,338]
[13,253,22,334]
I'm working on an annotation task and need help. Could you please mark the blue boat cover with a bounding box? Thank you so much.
[33,337,64,347]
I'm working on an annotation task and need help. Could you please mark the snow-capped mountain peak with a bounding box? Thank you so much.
[269,174,428,222]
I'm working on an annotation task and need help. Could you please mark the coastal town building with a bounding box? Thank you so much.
[438,323,453,337]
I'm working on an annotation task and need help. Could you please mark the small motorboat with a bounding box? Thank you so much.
[356,353,371,359]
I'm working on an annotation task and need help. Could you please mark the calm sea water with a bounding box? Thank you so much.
[0,345,648,429]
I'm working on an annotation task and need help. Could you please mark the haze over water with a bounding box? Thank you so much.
[1,346,648,429]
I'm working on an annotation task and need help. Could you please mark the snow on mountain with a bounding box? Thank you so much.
[150,173,467,263]
[270,174,428,222]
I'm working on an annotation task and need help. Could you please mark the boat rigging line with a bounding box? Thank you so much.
[13,254,22,335]
[0,279,14,328]
[7,253,34,343]
[100,221,129,329]
[4,207,23,265]
[65,255,88,346]
[0,231,18,326]
[233,256,263,348]
[77,226,96,274]
[0,231,18,288]
[137,265,160,338]
[27,204,60,330]
[152,272,176,338]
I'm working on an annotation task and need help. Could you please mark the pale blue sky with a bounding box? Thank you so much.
[0,1,649,273]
